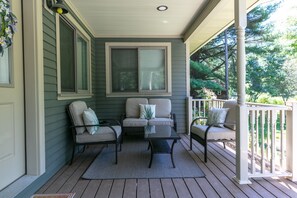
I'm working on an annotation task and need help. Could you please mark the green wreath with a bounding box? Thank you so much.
[0,0,17,55]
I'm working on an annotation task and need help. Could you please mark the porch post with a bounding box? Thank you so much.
[286,103,297,181]
[185,41,192,134]
[234,0,251,184]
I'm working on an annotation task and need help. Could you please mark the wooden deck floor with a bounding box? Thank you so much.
[36,134,297,198]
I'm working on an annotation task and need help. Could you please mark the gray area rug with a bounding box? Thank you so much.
[82,136,205,179]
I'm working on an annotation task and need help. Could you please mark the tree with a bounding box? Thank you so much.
[190,60,224,98]
[190,1,297,102]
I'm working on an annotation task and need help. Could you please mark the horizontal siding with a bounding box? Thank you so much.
[17,8,96,197]
[95,38,187,133]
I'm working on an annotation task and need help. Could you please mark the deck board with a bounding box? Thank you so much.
[81,180,101,198]
[160,179,178,198]
[149,179,164,198]
[34,134,297,198]
[95,180,112,198]
[109,179,125,198]
[172,178,191,198]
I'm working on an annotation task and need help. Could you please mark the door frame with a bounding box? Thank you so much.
[0,0,45,196]
[23,0,46,176]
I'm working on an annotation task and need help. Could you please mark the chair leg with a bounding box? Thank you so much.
[223,142,226,149]
[204,142,208,163]
[115,143,118,164]
[70,145,76,165]
[190,134,192,150]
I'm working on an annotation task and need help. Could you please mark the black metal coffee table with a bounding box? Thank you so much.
[144,125,181,168]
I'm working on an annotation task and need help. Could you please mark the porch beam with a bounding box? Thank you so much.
[234,0,251,184]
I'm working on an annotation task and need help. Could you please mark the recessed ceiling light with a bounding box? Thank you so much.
[157,5,168,11]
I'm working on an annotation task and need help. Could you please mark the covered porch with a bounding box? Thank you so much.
[2,0,297,197]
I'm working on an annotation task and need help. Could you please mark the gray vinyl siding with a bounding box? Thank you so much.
[16,8,96,197]
[95,38,187,133]
[18,14,187,198]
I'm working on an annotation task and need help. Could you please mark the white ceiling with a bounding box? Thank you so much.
[67,0,208,38]
[66,0,260,53]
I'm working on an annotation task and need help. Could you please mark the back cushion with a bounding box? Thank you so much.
[223,100,237,130]
[149,98,171,118]
[69,101,88,134]
[126,98,148,118]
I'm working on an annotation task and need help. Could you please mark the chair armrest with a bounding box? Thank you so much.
[100,119,122,127]
[120,113,126,125]
[190,117,208,127]
[171,112,177,131]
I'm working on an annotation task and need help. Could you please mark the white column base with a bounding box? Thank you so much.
[233,176,252,185]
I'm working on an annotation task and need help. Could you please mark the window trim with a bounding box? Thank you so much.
[56,14,92,100]
[105,42,172,97]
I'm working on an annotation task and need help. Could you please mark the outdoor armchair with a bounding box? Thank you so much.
[190,100,237,162]
[67,101,122,165]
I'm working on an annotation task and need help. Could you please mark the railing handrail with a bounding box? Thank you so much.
[190,98,292,111]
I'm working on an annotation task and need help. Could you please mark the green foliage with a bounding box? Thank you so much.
[190,0,297,102]
[190,60,224,98]
[254,94,284,105]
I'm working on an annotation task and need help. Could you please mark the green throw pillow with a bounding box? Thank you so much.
[206,108,229,128]
[139,104,156,119]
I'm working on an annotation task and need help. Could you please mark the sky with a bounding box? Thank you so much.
[266,0,297,31]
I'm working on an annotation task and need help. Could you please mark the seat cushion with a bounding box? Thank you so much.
[126,98,148,118]
[223,100,237,130]
[76,125,121,143]
[148,118,174,127]
[123,118,148,127]
[149,98,171,118]
[69,101,88,134]
[191,125,235,140]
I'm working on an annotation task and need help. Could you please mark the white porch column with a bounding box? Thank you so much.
[286,103,297,181]
[234,0,251,184]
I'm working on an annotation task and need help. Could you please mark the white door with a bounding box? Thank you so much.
[0,0,25,190]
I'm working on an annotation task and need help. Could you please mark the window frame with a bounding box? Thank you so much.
[105,42,172,97]
[56,14,92,100]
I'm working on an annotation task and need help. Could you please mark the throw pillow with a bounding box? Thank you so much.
[83,108,99,135]
[139,104,156,119]
[206,108,229,128]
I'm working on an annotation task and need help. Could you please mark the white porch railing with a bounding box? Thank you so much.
[187,97,297,181]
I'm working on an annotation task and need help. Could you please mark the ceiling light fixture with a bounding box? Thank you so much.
[157,5,168,11]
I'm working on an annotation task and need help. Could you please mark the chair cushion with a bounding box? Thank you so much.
[148,118,174,127]
[123,118,148,127]
[139,104,156,119]
[76,125,121,143]
[191,125,235,140]
[149,98,171,118]
[126,98,148,118]
[69,101,88,134]
[83,108,99,135]
[206,108,229,128]
[223,100,237,130]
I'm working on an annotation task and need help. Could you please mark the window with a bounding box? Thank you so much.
[106,42,172,97]
[0,48,12,86]
[57,15,92,100]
